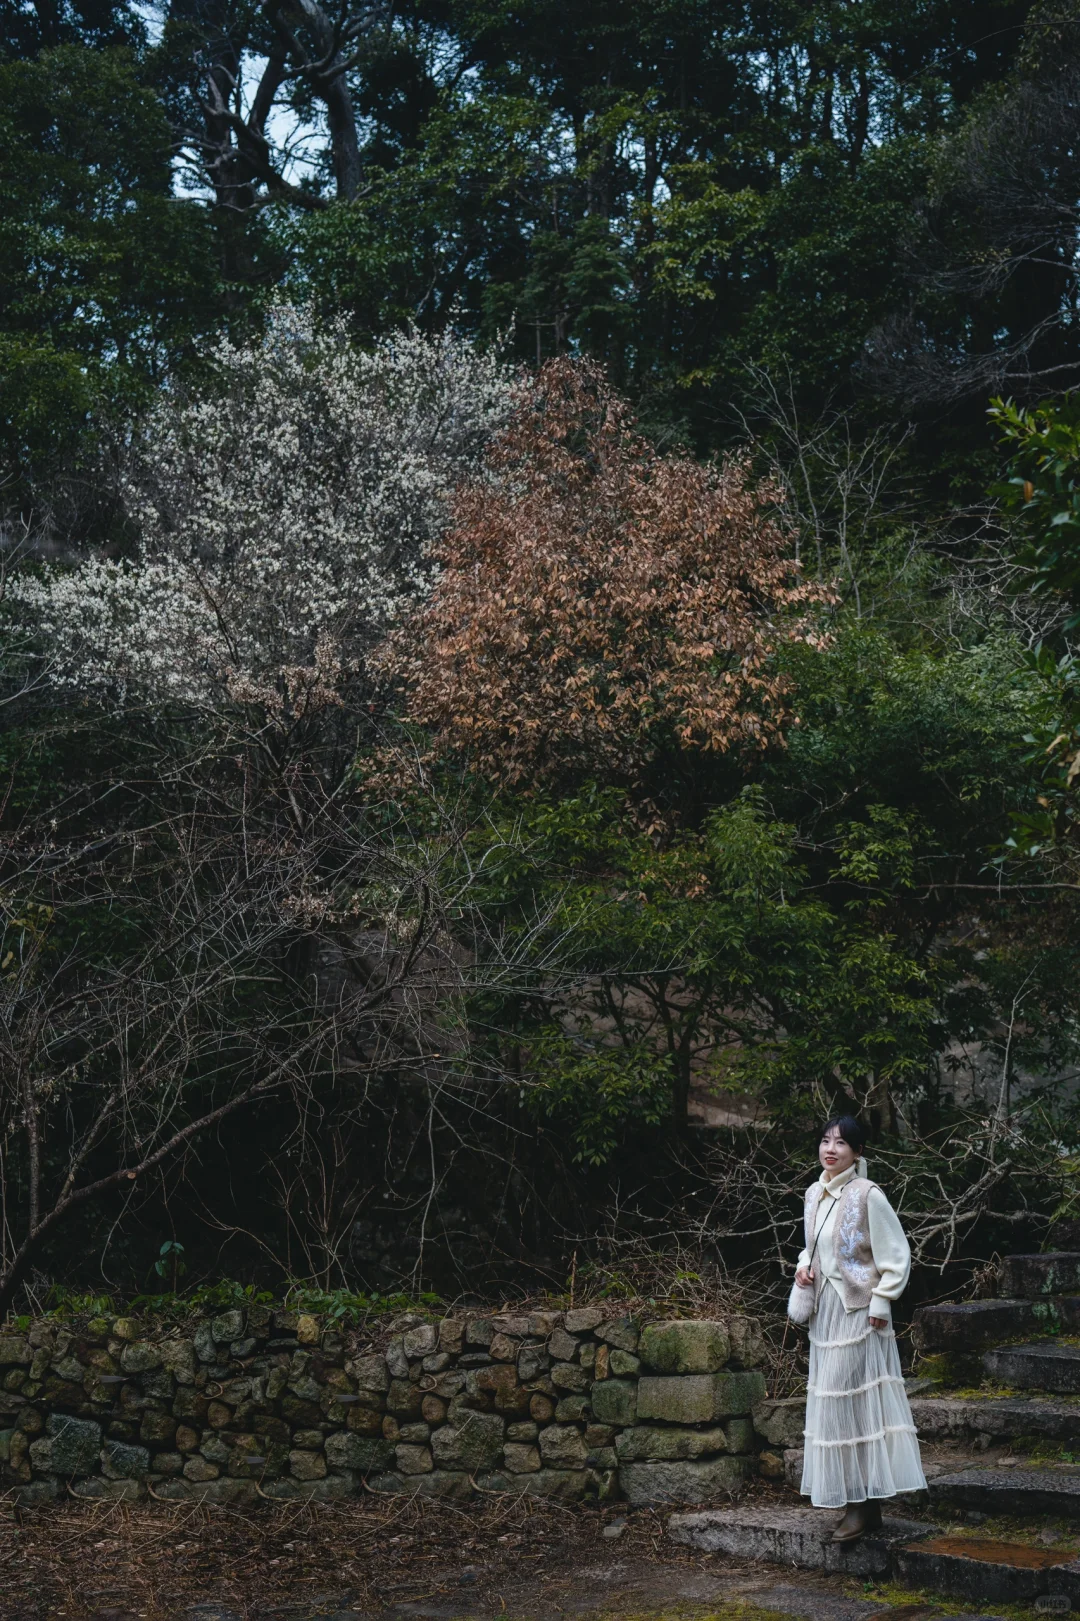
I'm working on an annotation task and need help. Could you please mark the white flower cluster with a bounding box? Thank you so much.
[21,307,513,710]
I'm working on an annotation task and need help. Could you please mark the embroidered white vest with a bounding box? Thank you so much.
[804,1176,881,1311]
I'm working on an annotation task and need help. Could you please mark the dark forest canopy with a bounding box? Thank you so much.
[6,0,1080,1315]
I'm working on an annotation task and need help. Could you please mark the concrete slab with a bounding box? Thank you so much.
[910,1392,1080,1448]
[929,1464,1080,1518]
[667,1505,934,1578]
[983,1341,1080,1393]
[1002,1252,1080,1298]
[894,1534,1080,1608]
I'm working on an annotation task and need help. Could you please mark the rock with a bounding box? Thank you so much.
[140,1409,177,1446]
[324,1432,393,1472]
[158,1340,196,1384]
[548,1327,579,1361]
[438,1319,466,1355]
[639,1320,730,1374]
[578,1341,596,1369]
[295,1315,321,1345]
[465,1317,496,1347]
[594,1344,610,1380]
[422,1352,451,1373]
[396,1444,434,1474]
[112,1318,140,1341]
[615,1425,729,1462]
[550,1362,589,1392]
[518,1344,551,1382]
[13,1479,59,1506]
[184,1456,220,1481]
[386,1379,424,1418]
[369,1468,473,1499]
[421,1395,447,1425]
[71,1477,145,1502]
[757,1450,784,1479]
[590,1378,637,1426]
[564,1307,604,1333]
[491,1314,532,1337]
[529,1393,556,1422]
[555,1396,590,1423]
[120,1342,161,1374]
[289,1449,327,1480]
[42,1414,101,1476]
[595,1316,639,1352]
[102,1441,151,1479]
[929,1464,1080,1519]
[637,1371,766,1424]
[620,1455,755,1505]
[489,1333,520,1362]
[784,1448,804,1489]
[385,1341,409,1378]
[725,1417,755,1452]
[983,1342,1080,1393]
[206,1401,232,1429]
[1002,1252,1080,1298]
[431,1411,505,1471]
[153,1452,184,1476]
[0,1337,30,1365]
[348,1353,390,1392]
[602,1519,627,1539]
[229,1338,257,1359]
[398,1421,429,1443]
[504,1442,541,1472]
[753,1396,806,1449]
[609,1350,640,1376]
[538,1424,588,1468]
[509,1467,596,1500]
[528,1312,563,1336]
[211,1310,244,1344]
[466,1363,530,1414]
[507,1420,539,1441]
[403,1324,437,1358]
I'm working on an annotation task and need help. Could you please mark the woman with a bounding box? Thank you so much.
[792,1115,926,1541]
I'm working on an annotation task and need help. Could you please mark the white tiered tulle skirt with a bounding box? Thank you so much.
[800,1281,927,1508]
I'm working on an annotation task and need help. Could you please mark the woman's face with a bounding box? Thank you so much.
[819,1125,857,1177]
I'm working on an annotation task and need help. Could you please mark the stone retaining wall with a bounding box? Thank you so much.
[0,1305,781,1508]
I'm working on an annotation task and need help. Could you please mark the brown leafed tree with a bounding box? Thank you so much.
[382,358,829,792]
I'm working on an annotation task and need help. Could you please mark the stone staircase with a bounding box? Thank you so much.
[674,1249,1080,1614]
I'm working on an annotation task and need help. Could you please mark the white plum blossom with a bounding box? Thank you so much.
[21,307,514,709]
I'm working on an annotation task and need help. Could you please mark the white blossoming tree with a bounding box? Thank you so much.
[22,307,513,716]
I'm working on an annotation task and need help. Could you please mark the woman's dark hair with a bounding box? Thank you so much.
[819,1114,867,1154]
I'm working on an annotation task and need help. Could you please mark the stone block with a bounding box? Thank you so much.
[465,1317,496,1347]
[153,1452,184,1476]
[507,1420,538,1441]
[550,1361,588,1393]
[210,1310,244,1344]
[724,1417,755,1453]
[348,1353,390,1392]
[296,1314,321,1345]
[637,1370,766,1424]
[385,1379,424,1418]
[753,1396,806,1449]
[42,1414,101,1476]
[289,1449,327,1480]
[369,1468,473,1499]
[489,1334,520,1362]
[609,1350,640,1376]
[421,1352,450,1373]
[910,1392,1080,1447]
[529,1393,556,1422]
[669,1504,930,1576]
[595,1316,639,1352]
[929,1464,1080,1519]
[518,1344,551,1382]
[396,1443,433,1474]
[140,1409,177,1446]
[466,1363,530,1414]
[528,1312,562,1336]
[102,1441,151,1479]
[438,1319,466,1355]
[548,1327,578,1361]
[589,1378,637,1427]
[564,1307,604,1333]
[538,1424,588,1468]
[119,1342,161,1374]
[510,1467,596,1500]
[639,1320,730,1374]
[725,1315,766,1369]
[184,1456,220,1481]
[324,1431,393,1472]
[491,1314,532,1337]
[1002,1251,1080,1298]
[431,1410,505,1471]
[894,1534,1078,1607]
[72,1478,145,1502]
[403,1324,437,1358]
[620,1455,755,1506]
[555,1396,590,1423]
[615,1425,729,1462]
[0,1337,30,1365]
[504,1442,541,1472]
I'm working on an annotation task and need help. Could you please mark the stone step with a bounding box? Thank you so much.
[749,1584,1005,1621]
[667,1505,933,1578]
[983,1341,1080,1393]
[910,1392,1080,1448]
[894,1533,1080,1608]
[928,1464,1080,1519]
[1002,1252,1080,1298]
[911,1297,1080,1353]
